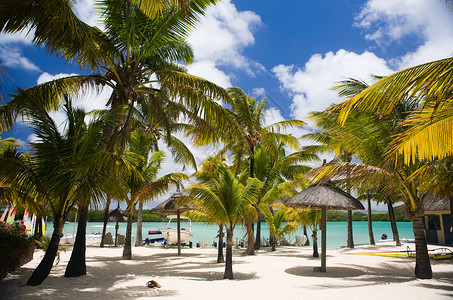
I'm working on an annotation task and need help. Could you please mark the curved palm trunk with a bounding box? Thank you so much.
[135,202,143,247]
[387,197,401,246]
[224,229,234,279]
[347,210,354,248]
[312,228,319,257]
[100,196,112,248]
[65,204,88,277]
[411,212,432,279]
[26,219,64,286]
[367,191,375,245]
[217,225,224,263]
[122,205,134,260]
[303,225,310,246]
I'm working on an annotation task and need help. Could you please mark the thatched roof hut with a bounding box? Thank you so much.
[424,194,450,212]
[107,207,128,222]
[153,189,189,215]
[286,184,364,211]
[285,183,364,273]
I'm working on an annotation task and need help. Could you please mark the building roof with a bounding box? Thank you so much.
[424,194,450,212]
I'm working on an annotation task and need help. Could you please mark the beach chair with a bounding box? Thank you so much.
[103,233,113,246]
[117,234,125,246]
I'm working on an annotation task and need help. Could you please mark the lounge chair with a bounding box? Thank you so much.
[103,233,114,246]
[117,234,125,246]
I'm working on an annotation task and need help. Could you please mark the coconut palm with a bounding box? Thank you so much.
[184,164,262,279]
[333,57,453,163]
[0,96,131,285]
[0,1,217,70]
[277,204,321,257]
[259,203,297,251]
[193,87,305,252]
[0,0,229,138]
[121,131,188,259]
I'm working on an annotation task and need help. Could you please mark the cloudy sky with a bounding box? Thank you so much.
[1,0,453,207]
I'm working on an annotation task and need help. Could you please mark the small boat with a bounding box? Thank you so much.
[159,215,193,245]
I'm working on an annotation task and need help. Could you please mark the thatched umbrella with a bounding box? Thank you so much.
[286,183,364,272]
[107,207,128,246]
[153,188,189,255]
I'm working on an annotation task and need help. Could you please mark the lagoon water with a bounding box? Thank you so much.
[54,221,414,248]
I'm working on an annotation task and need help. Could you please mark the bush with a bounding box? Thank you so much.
[0,222,34,280]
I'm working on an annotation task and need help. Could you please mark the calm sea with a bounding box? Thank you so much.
[54,221,414,248]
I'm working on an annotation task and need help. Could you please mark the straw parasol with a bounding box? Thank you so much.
[107,207,128,246]
[286,183,364,272]
[153,188,189,255]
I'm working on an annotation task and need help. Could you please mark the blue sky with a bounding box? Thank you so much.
[1,0,453,207]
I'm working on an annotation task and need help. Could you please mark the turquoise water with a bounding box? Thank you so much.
[52,221,414,248]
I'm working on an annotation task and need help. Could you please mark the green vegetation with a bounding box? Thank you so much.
[0,223,34,280]
[326,208,409,222]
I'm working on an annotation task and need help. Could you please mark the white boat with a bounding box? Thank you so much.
[160,215,193,245]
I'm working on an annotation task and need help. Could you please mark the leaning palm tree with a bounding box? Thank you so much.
[0,96,130,286]
[184,164,262,279]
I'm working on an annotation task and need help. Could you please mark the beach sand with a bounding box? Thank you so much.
[1,241,453,300]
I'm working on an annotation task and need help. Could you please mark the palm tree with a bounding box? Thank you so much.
[184,164,262,279]
[281,205,321,257]
[0,96,130,285]
[122,132,188,259]
[259,203,297,251]
[193,87,305,253]
[333,57,453,163]
[0,1,218,70]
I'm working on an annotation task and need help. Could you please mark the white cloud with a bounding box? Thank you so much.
[0,30,34,45]
[0,46,40,72]
[186,60,232,88]
[272,49,392,121]
[26,72,112,141]
[188,0,262,82]
[73,0,105,30]
[356,0,453,68]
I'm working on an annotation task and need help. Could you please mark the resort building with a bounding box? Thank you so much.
[423,194,452,246]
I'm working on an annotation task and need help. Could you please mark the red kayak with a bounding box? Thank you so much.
[148,230,162,234]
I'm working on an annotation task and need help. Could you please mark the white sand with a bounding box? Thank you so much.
[1,241,453,300]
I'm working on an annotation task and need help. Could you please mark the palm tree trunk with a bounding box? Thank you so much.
[65,204,88,277]
[271,236,276,251]
[100,196,112,248]
[367,191,375,245]
[26,219,64,286]
[122,205,134,260]
[254,218,261,250]
[34,216,43,240]
[303,225,310,246]
[243,221,255,255]
[387,197,401,246]
[347,210,354,248]
[410,211,432,279]
[217,225,224,263]
[312,228,319,257]
[135,201,143,247]
[224,229,234,279]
